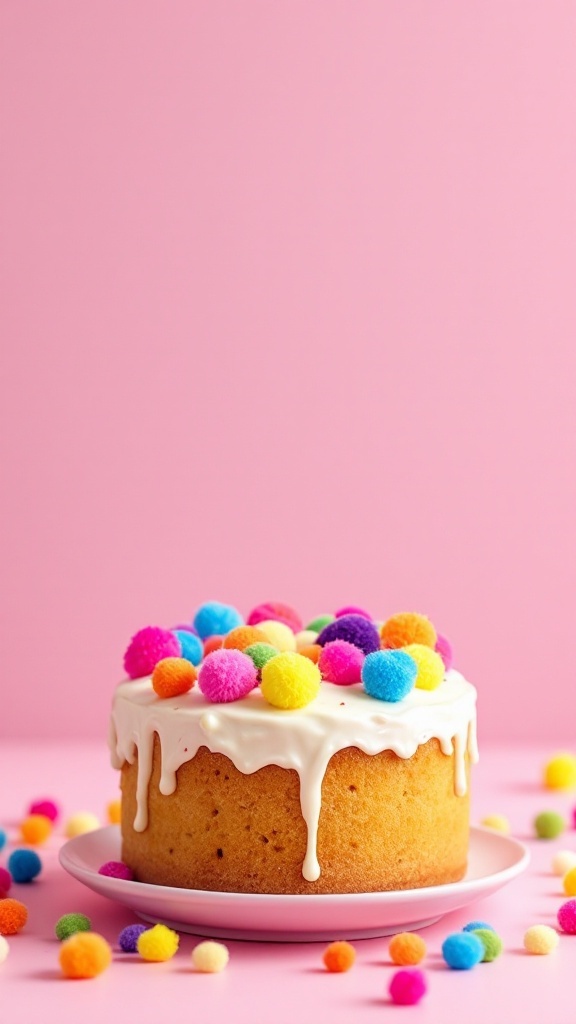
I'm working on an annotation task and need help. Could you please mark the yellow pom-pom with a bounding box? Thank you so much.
[563,866,576,896]
[260,652,321,709]
[523,924,559,954]
[191,940,229,972]
[59,932,112,978]
[403,644,444,691]
[381,612,437,650]
[137,923,179,962]
[388,932,427,965]
[254,620,297,652]
[107,799,121,825]
[19,814,52,845]
[544,753,576,791]
[295,629,319,651]
[481,815,511,834]
[65,812,100,838]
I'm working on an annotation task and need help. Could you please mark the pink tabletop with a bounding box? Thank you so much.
[1,740,575,1024]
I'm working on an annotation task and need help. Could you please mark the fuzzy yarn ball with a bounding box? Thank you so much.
[107,799,121,825]
[322,941,356,972]
[203,635,224,656]
[118,923,149,952]
[306,615,334,633]
[0,829,6,851]
[28,798,59,823]
[403,644,444,691]
[472,928,503,962]
[171,622,199,635]
[260,652,321,710]
[0,867,11,892]
[463,920,495,933]
[381,612,437,650]
[59,932,112,978]
[19,814,52,846]
[7,849,42,883]
[123,626,181,679]
[152,657,197,699]
[173,629,203,666]
[55,913,92,941]
[552,850,576,876]
[388,932,427,966]
[193,602,243,640]
[254,620,297,652]
[524,924,559,954]
[361,649,417,702]
[441,932,484,970]
[317,614,380,656]
[335,605,372,620]
[299,644,322,664]
[435,634,454,671]
[0,935,9,964]
[319,640,364,685]
[243,642,279,673]
[534,810,565,839]
[0,899,28,935]
[137,923,179,962]
[192,940,230,973]
[98,860,134,881]
[247,602,303,634]
[544,753,576,791]
[557,899,576,934]
[563,866,576,896]
[198,649,257,703]
[223,625,269,651]
[388,968,427,1006]
[481,815,511,834]
[65,812,100,838]
[295,629,319,651]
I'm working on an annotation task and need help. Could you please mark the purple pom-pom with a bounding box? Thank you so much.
[198,649,258,703]
[335,605,372,620]
[316,614,380,656]
[118,923,149,952]
[171,623,199,636]
[98,860,134,881]
[435,633,453,671]
[123,626,181,679]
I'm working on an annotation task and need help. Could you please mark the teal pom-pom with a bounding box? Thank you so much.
[306,615,334,633]
[0,828,7,851]
[55,913,92,941]
[442,932,484,970]
[193,602,243,640]
[173,630,203,666]
[361,649,417,702]
[244,642,279,672]
[8,848,42,883]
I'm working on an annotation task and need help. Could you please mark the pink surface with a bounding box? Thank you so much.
[1,3,576,741]
[1,741,576,1023]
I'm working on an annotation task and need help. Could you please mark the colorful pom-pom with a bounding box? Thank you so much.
[462,920,495,933]
[55,913,92,941]
[173,629,203,666]
[223,625,269,651]
[544,753,576,791]
[381,612,437,650]
[152,657,197,698]
[299,644,322,664]
[306,615,334,633]
[0,868,11,893]
[472,928,503,962]
[254,620,297,652]
[322,940,356,972]
[317,614,380,656]
[435,634,453,671]
[198,649,258,703]
[441,932,484,969]
[59,932,112,978]
[98,860,134,881]
[0,829,6,851]
[552,850,576,876]
[243,642,279,672]
[192,940,230,972]
[260,652,321,710]
[107,799,121,825]
[403,643,444,691]
[524,924,559,954]
[335,605,372,620]
[388,932,427,966]
[118,923,149,952]
[534,810,565,839]
[65,812,100,838]
[481,815,511,833]
[557,899,576,934]
[123,626,181,679]
[247,602,302,634]
[0,899,28,935]
[388,968,427,1006]
[137,923,179,962]
[563,865,576,896]
[7,849,41,883]
[28,799,59,823]
[203,635,224,656]
[361,649,417,702]
[319,640,364,685]
[0,935,9,963]
[19,814,52,845]
[295,629,319,651]
[193,602,243,640]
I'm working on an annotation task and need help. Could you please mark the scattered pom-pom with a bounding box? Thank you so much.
[203,635,224,656]
[0,829,6,851]
[381,612,437,650]
[361,649,417,702]
[0,868,12,892]
[463,920,495,933]
[306,615,334,633]
[552,850,576,876]
[223,625,269,651]
[254,620,297,652]
[173,629,203,666]
[123,626,181,679]
[472,928,503,962]
[192,939,230,973]
[317,614,380,656]
[7,849,42,883]
[322,940,356,972]
[193,602,243,640]
[243,642,279,673]
[481,815,510,834]
[59,932,112,978]
[388,932,427,966]
[435,633,454,671]
[19,814,52,845]
[563,865,576,896]
[523,924,559,954]
[198,649,258,703]
[441,932,484,970]
[28,799,59,823]
[295,629,319,651]
[0,898,28,935]
[118,923,149,952]
[388,968,427,1006]
[544,753,576,791]
[98,860,134,881]
[107,799,121,825]
[319,640,364,685]
[534,810,565,839]
[0,935,9,963]
[152,657,197,699]
[261,652,321,710]
[403,644,444,691]
[299,644,322,664]
[55,913,92,941]
[247,602,302,634]
[65,812,100,838]
[137,923,179,962]
[557,899,576,934]
[335,605,372,620]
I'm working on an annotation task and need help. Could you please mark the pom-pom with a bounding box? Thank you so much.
[563,866,576,896]
[137,923,179,962]
[472,928,503,962]
[523,924,559,954]
[247,602,302,633]
[441,932,484,969]
[223,625,269,651]
[193,602,243,640]
[0,898,28,935]
[388,932,427,966]
[299,644,322,664]
[322,940,356,972]
[306,615,334,633]
[152,657,197,698]
[65,812,100,838]
[243,642,279,672]
[171,623,199,635]
[107,799,121,825]
[7,849,42,883]
[435,634,453,671]
[558,899,576,934]
[203,635,224,656]
[192,940,230,972]
[0,828,6,851]
[317,614,380,656]
[463,920,495,933]
[98,860,134,881]
[335,605,372,620]
[544,753,576,791]
[28,798,59,823]
[295,629,319,651]
[59,932,112,978]
[123,626,181,679]
[0,936,9,963]
[402,644,444,691]
[361,650,417,702]
[173,629,203,666]
[118,923,149,952]
[55,913,92,941]
[552,850,576,876]
[381,612,437,650]
[481,815,510,833]
[0,867,11,892]
[19,814,52,845]
[319,640,364,685]
[260,652,321,710]
[534,810,565,839]
[254,620,296,652]
[388,968,427,1006]
[198,649,257,703]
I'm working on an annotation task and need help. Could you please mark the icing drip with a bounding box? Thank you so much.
[110,670,478,880]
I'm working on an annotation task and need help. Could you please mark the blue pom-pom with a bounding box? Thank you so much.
[0,828,7,851]
[118,923,149,952]
[463,920,495,933]
[173,629,203,666]
[316,614,380,656]
[361,649,417,702]
[8,848,42,883]
[441,932,484,970]
[193,601,243,640]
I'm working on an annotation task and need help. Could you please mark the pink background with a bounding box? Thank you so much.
[1,2,575,742]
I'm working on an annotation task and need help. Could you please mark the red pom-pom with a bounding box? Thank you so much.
[247,602,302,633]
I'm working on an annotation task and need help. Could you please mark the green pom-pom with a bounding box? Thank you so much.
[55,912,92,941]
[244,642,278,671]
[306,615,334,633]
[472,928,503,962]
[534,810,566,839]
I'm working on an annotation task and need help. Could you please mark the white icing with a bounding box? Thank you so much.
[110,670,478,882]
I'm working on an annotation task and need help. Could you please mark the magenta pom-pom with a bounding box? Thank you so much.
[123,626,181,679]
[558,899,576,934]
[388,968,427,1006]
[247,602,303,633]
[28,798,59,823]
[572,804,576,830]
[0,866,12,892]
[98,860,134,881]
[435,634,453,671]
[319,640,364,685]
[198,649,258,703]
[335,605,372,620]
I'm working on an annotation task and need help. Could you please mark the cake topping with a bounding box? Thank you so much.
[198,648,258,703]
[260,651,321,709]
[193,601,243,640]
[435,632,454,670]
[380,611,437,650]
[254,619,297,651]
[222,625,269,651]
[172,629,203,666]
[247,601,303,633]
[403,644,445,691]
[124,626,181,679]
[362,649,417,702]
[152,657,197,699]
[243,641,279,672]
[318,639,364,685]
[316,613,380,655]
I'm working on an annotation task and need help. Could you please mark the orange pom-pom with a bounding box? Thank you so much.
[59,932,112,978]
[380,613,437,650]
[322,940,356,972]
[299,644,322,664]
[203,635,224,656]
[151,657,196,698]
[223,625,268,652]
[389,932,427,965]
[19,814,52,845]
[0,898,28,935]
[107,799,121,825]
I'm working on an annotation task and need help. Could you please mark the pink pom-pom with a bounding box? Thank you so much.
[247,602,302,633]
[335,605,372,620]
[572,804,576,830]
[198,649,258,703]
[319,640,364,685]
[28,799,59,823]
[0,867,12,892]
[435,633,453,671]
[123,626,181,679]
[171,623,199,635]
[98,860,134,881]
[388,968,427,1006]
[558,899,576,934]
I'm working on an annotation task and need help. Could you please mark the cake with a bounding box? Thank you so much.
[109,602,478,895]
